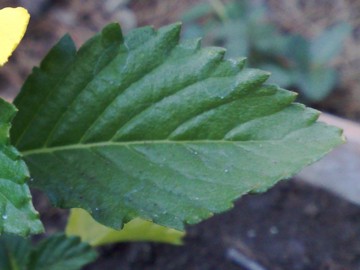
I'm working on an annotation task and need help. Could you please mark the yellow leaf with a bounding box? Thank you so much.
[0,7,30,66]
[66,208,185,246]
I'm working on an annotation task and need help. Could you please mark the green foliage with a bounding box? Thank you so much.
[182,0,351,102]
[0,98,43,236]
[281,23,351,101]
[183,1,285,59]
[10,22,343,235]
[66,208,184,246]
[0,233,97,270]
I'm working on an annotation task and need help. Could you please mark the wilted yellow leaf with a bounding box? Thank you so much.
[0,7,30,66]
[66,208,185,246]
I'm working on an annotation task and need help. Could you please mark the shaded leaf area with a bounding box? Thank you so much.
[11,23,343,231]
[0,233,97,270]
[66,208,184,246]
[0,99,42,236]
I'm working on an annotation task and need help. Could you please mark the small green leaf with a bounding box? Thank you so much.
[311,22,351,64]
[28,234,97,270]
[286,35,311,72]
[0,233,97,270]
[297,67,337,102]
[12,23,343,232]
[181,2,213,22]
[260,64,294,87]
[0,234,31,270]
[66,208,184,246]
[0,98,43,236]
[212,20,249,58]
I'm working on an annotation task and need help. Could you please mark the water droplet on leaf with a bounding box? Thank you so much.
[246,229,256,238]
[269,226,279,235]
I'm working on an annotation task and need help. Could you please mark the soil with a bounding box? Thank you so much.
[2,1,360,269]
[84,179,360,270]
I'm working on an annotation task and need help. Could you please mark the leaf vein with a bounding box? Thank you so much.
[42,44,120,147]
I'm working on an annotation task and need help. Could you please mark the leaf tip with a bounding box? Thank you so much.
[169,21,183,29]
[159,21,182,39]
[234,57,247,69]
[101,23,123,47]
[179,37,202,51]
[39,34,76,71]
[0,98,17,123]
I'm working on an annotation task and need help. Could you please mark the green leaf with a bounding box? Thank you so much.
[310,22,351,64]
[260,64,294,87]
[250,24,289,56]
[286,35,311,72]
[297,67,337,102]
[0,233,97,270]
[181,2,213,22]
[28,234,97,270]
[206,20,249,58]
[224,0,249,19]
[0,98,43,236]
[66,208,184,246]
[11,22,343,231]
[0,234,31,270]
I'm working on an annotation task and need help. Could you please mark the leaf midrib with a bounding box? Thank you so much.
[20,139,269,157]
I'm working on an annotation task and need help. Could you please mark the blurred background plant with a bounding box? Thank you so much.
[182,0,351,102]
[1,0,360,116]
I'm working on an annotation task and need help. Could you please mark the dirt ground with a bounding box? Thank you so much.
[2,0,360,269]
